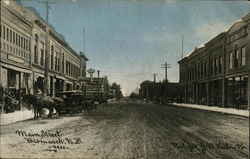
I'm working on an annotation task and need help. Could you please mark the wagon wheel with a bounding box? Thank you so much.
[83,103,92,114]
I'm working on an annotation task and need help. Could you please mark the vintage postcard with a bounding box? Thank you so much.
[0,0,249,158]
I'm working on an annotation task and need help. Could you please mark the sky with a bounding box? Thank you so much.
[20,0,249,96]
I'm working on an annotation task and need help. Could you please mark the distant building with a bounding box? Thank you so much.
[139,81,179,100]
[85,76,109,99]
[0,1,88,113]
[178,13,249,109]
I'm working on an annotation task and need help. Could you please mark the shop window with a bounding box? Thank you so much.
[234,49,239,68]
[241,76,248,105]
[241,47,246,66]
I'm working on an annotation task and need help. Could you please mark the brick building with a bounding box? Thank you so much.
[139,81,179,101]
[0,0,88,112]
[178,13,250,109]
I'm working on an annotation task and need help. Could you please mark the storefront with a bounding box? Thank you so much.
[226,75,248,108]
[197,82,208,105]
[0,66,32,113]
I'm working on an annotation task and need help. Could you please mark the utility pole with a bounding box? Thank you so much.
[97,70,100,101]
[40,0,55,96]
[161,62,171,82]
[83,27,85,54]
[181,35,184,59]
[146,83,149,103]
[153,73,156,83]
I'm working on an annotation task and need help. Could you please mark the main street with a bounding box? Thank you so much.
[1,99,249,159]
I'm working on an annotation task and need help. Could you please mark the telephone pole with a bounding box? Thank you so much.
[40,0,55,96]
[181,35,184,59]
[97,70,100,101]
[161,62,171,82]
[83,27,85,54]
[153,73,156,83]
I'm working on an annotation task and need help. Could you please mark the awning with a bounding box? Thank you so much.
[66,81,73,85]
[34,72,44,78]
[1,63,32,74]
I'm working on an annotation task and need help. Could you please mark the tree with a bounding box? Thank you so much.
[130,92,139,99]
[110,82,123,99]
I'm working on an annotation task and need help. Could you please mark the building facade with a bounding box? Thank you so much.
[139,81,179,101]
[0,1,88,112]
[178,13,250,109]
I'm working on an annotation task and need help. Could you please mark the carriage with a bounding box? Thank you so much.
[57,90,96,114]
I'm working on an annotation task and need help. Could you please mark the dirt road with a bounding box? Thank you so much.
[1,99,249,159]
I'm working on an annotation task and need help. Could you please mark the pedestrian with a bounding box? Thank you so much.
[4,91,14,113]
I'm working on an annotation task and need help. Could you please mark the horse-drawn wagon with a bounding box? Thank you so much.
[57,90,97,115]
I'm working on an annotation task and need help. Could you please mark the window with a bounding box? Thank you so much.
[215,58,218,73]
[51,46,54,69]
[197,65,200,78]
[210,59,213,74]
[34,35,38,64]
[62,53,64,73]
[10,30,12,43]
[204,62,207,76]
[66,61,68,74]
[192,68,194,80]
[201,63,203,77]
[229,52,233,69]
[18,35,20,47]
[55,52,57,71]
[57,53,60,72]
[3,26,5,39]
[13,32,15,44]
[34,46,38,64]
[23,38,26,50]
[241,47,246,66]
[235,49,239,68]
[219,56,222,73]
[40,42,44,66]
[40,49,44,66]
[16,33,18,45]
[6,28,9,41]
[29,40,31,51]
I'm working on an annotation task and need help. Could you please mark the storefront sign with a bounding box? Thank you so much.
[8,55,24,64]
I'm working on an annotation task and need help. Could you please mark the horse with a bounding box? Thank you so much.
[22,94,63,119]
